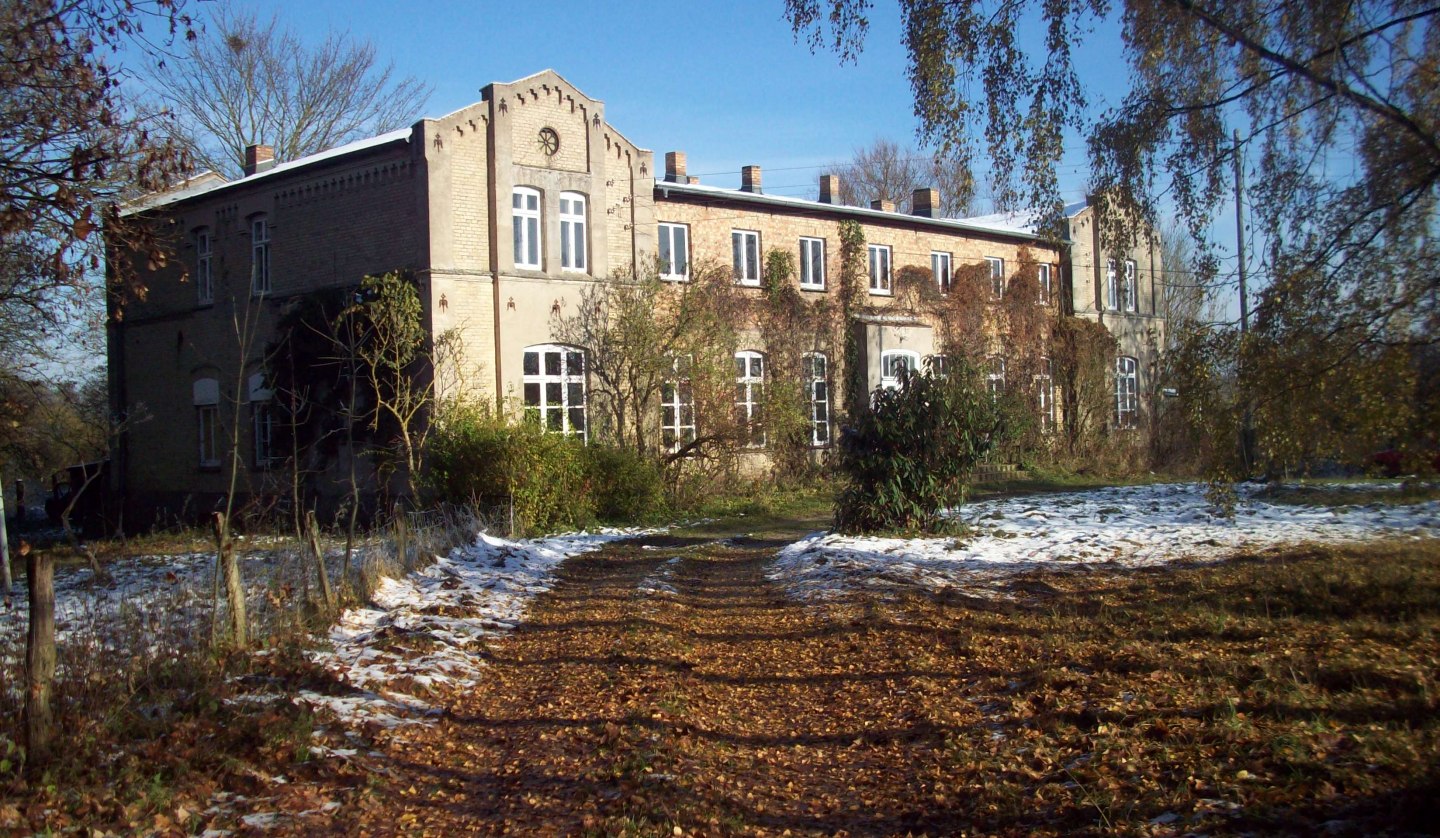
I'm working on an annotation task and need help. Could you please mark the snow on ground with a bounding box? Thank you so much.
[306,527,654,728]
[771,482,1440,600]
[637,556,682,597]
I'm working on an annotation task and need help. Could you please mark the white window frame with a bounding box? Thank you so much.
[661,355,696,453]
[250,216,270,296]
[658,222,689,281]
[523,344,587,440]
[987,356,1007,397]
[1123,259,1138,312]
[732,229,761,286]
[195,228,213,305]
[735,350,765,447]
[559,192,587,273]
[513,186,542,270]
[799,237,825,290]
[927,354,949,378]
[868,244,892,295]
[1116,355,1139,429]
[804,352,830,446]
[249,372,275,467]
[1036,357,1055,433]
[880,349,920,390]
[932,251,952,294]
[985,256,1004,299]
[193,377,219,468]
[1037,263,1052,305]
[1106,259,1119,310]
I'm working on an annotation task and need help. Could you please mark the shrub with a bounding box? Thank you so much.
[581,445,667,524]
[834,363,1008,534]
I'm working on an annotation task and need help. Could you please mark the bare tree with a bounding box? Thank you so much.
[149,7,431,179]
[836,138,980,217]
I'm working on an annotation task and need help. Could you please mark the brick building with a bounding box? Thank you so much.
[108,70,1162,524]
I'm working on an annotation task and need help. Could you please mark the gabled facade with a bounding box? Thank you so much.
[108,71,1163,526]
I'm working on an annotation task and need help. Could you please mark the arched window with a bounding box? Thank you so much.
[1036,357,1055,432]
[194,227,213,305]
[1115,356,1139,428]
[735,350,765,447]
[804,352,829,446]
[523,344,586,439]
[661,355,695,452]
[513,187,541,269]
[250,215,270,295]
[559,191,587,272]
[880,349,919,390]
[193,377,220,468]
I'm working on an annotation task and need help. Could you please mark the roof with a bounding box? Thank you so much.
[655,180,1049,244]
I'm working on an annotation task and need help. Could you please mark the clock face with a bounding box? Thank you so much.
[538,127,560,156]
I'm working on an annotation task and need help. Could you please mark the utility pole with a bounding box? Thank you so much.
[1233,129,1255,475]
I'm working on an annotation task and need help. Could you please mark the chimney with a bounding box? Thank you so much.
[819,174,840,204]
[912,187,939,218]
[871,198,896,213]
[664,151,686,183]
[686,175,701,185]
[740,164,762,194]
[244,144,275,177]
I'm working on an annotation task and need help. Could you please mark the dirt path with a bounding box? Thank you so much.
[308,521,1002,836]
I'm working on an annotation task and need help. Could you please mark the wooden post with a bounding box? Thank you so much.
[212,512,247,648]
[306,510,333,609]
[24,541,54,768]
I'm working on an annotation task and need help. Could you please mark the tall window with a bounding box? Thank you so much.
[193,378,219,468]
[932,251,952,293]
[804,352,829,446]
[523,344,586,439]
[1123,259,1138,312]
[987,355,1006,397]
[1037,263,1052,305]
[513,187,541,269]
[1115,356,1138,428]
[880,349,919,390]
[985,256,1005,298]
[560,192,587,272]
[1106,259,1119,310]
[249,373,274,467]
[658,222,689,280]
[195,228,213,305]
[735,350,765,447]
[927,353,950,378]
[250,216,270,295]
[799,237,825,289]
[661,355,695,452]
[732,229,761,285]
[1036,357,1055,432]
[868,244,892,294]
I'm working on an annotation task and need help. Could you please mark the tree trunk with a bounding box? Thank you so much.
[24,542,55,769]
[212,512,247,647]
[394,506,409,572]
[0,482,11,596]
[306,509,333,609]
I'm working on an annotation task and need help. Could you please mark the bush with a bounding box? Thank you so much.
[581,445,667,524]
[835,363,1008,534]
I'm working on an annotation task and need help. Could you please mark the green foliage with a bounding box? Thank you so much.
[1051,317,1118,462]
[581,445,667,524]
[835,362,1008,534]
[757,247,826,481]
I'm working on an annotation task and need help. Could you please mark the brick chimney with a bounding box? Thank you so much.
[819,174,840,204]
[740,165,762,194]
[244,144,275,177]
[871,198,896,213]
[687,175,701,184]
[664,151,686,183]
[912,187,939,218]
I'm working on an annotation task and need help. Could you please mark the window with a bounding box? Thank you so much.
[195,228,213,305]
[799,237,825,289]
[932,251,952,294]
[927,353,949,377]
[1115,356,1138,429]
[734,350,765,447]
[987,356,1006,397]
[804,352,829,445]
[250,216,270,295]
[1123,259,1138,312]
[732,229,761,285]
[1037,263,1052,305]
[658,222,689,280]
[249,373,274,467]
[560,192,587,272]
[193,378,219,468]
[1106,259,1119,310]
[880,349,919,390]
[868,244,892,294]
[985,256,1004,298]
[513,187,541,269]
[661,355,696,452]
[523,344,586,439]
[1036,357,1055,433]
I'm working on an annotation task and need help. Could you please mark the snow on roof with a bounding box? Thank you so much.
[951,209,1045,236]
